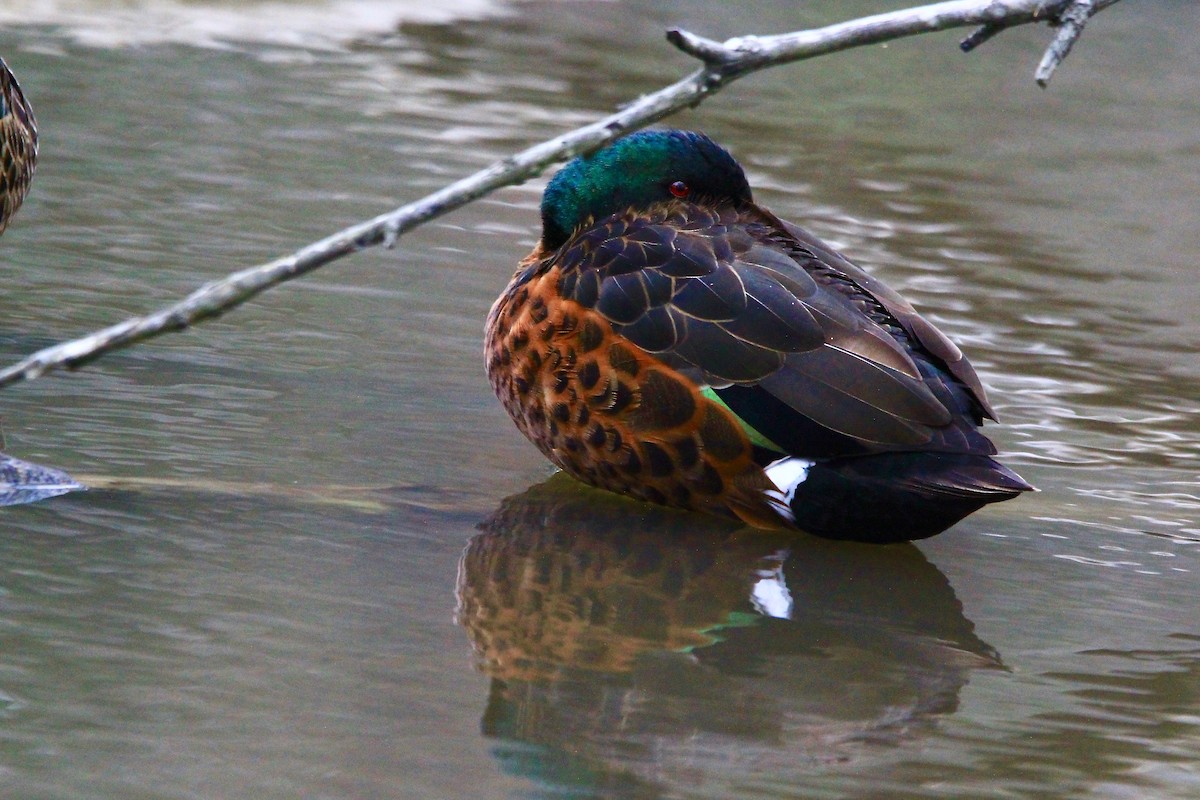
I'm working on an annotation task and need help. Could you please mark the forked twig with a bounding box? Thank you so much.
[1036,0,1099,87]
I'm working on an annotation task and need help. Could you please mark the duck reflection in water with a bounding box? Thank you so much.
[457,476,1002,794]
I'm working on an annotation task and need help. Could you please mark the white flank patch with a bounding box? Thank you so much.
[764,456,814,508]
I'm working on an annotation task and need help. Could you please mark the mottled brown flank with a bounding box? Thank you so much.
[486,251,786,527]
[0,58,37,237]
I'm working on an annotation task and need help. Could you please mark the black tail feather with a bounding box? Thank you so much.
[789,453,1032,543]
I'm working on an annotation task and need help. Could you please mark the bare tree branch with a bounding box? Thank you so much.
[960,20,1015,52]
[1036,0,1099,87]
[0,0,1122,390]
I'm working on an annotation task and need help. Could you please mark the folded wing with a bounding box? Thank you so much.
[554,203,997,458]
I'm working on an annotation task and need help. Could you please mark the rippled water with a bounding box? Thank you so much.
[0,1,1197,797]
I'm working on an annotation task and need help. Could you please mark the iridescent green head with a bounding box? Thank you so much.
[540,130,753,249]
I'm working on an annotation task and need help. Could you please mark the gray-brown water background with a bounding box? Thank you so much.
[0,1,1197,797]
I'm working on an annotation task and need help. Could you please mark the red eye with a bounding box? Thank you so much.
[668,180,690,198]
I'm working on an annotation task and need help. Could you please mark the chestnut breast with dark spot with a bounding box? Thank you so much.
[485,256,782,525]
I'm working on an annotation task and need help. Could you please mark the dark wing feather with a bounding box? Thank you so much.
[776,215,996,422]
[555,204,994,457]
[671,314,785,383]
[669,260,746,321]
[719,262,823,351]
[594,271,653,324]
[760,348,949,446]
[619,304,679,353]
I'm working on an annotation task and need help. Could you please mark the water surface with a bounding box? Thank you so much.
[0,1,1197,797]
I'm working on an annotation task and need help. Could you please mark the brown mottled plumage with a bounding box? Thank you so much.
[0,56,37,237]
[487,239,785,528]
[487,131,1031,542]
